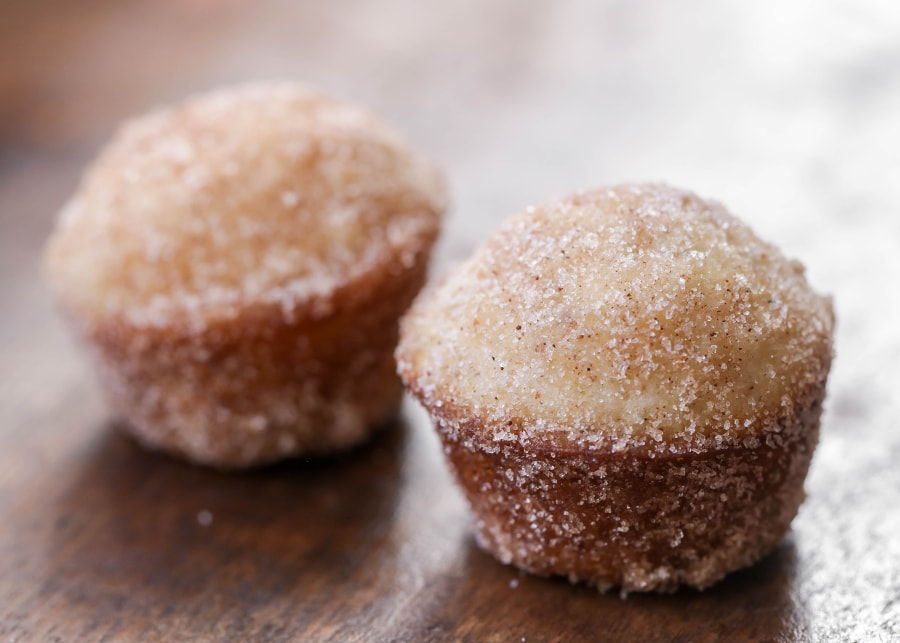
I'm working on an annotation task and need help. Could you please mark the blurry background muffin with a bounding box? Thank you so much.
[44,82,446,467]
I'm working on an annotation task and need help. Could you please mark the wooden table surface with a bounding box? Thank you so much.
[2,1,899,641]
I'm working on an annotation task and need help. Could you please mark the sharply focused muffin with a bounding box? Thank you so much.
[397,183,833,592]
[45,82,446,468]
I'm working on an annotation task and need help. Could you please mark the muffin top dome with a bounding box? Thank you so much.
[44,82,446,328]
[397,183,833,454]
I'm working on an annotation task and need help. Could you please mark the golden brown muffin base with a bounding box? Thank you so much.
[423,385,824,593]
[67,255,430,469]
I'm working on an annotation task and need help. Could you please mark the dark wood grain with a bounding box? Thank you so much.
[2,1,899,641]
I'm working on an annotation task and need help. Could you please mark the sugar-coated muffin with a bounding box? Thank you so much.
[45,81,446,468]
[397,183,833,592]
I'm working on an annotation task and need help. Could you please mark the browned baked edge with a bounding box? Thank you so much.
[65,245,434,469]
[414,381,825,593]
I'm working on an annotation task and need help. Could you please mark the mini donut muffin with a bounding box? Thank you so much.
[45,82,445,468]
[397,183,833,592]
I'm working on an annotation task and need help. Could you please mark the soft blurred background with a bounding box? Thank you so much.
[1,1,899,640]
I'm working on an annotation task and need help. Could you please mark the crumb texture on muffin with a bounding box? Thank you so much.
[45,81,446,330]
[398,183,833,455]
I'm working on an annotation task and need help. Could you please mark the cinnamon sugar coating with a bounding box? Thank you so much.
[45,82,445,468]
[397,183,833,591]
